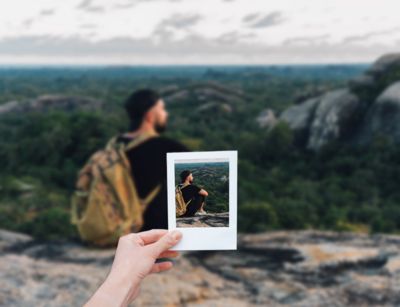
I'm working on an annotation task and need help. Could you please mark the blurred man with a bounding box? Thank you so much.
[177,170,208,217]
[117,89,189,230]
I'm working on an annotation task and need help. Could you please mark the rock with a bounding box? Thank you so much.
[0,100,19,114]
[349,53,400,104]
[279,53,400,150]
[367,53,400,75]
[0,95,104,115]
[293,86,330,104]
[307,89,360,150]
[163,82,246,109]
[280,97,320,146]
[176,212,229,228]
[348,74,375,91]
[197,102,233,114]
[256,108,277,128]
[357,81,400,144]
[2,229,400,306]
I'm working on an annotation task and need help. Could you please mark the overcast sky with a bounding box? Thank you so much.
[0,0,399,65]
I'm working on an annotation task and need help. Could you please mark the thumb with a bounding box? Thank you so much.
[148,230,182,258]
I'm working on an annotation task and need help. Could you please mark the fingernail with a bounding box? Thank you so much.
[171,230,182,241]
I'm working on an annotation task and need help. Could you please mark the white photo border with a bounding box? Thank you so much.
[167,150,237,251]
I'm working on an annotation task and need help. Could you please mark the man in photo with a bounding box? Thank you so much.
[177,170,208,217]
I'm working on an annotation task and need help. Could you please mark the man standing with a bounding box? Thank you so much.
[117,89,189,230]
[177,170,208,217]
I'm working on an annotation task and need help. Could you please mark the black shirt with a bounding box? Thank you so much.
[116,135,189,230]
[178,184,201,203]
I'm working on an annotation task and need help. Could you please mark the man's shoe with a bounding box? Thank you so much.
[196,210,207,216]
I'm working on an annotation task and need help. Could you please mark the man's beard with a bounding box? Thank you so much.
[189,179,193,184]
[155,122,167,133]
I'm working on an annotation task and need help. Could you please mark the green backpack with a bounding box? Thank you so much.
[71,131,161,246]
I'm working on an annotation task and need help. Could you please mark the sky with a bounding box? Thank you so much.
[0,0,399,65]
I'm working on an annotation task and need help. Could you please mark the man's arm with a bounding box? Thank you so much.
[198,188,208,196]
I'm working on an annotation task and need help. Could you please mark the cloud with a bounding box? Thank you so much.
[342,27,400,44]
[242,13,260,23]
[80,23,97,29]
[77,0,92,9]
[112,0,182,8]
[244,11,285,28]
[22,18,35,27]
[0,34,265,57]
[162,13,203,29]
[39,9,54,16]
[283,34,330,46]
[76,0,105,13]
[0,34,397,64]
[217,31,256,44]
[149,13,203,43]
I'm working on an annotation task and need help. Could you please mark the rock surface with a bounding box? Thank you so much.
[2,229,400,306]
[307,89,359,150]
[280,53,400,150]
[162,81,246,108]
[358,81,400,144]
[256,108,278,129]
[0,95,104,115]
[177,212,229,228]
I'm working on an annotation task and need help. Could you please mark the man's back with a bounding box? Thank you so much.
[179,184,201,203]
[117,135,189,230]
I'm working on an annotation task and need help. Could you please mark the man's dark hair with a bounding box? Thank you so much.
[180,170,191,183]
[124,89,161,131]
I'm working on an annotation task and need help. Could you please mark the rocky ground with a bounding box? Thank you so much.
[176,212,229,228]
[1,229,400,306]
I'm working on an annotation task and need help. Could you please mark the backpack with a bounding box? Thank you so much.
[175,183,192,217]
[71,131,161,246]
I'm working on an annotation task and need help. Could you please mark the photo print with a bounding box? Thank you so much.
[167,150,237,250]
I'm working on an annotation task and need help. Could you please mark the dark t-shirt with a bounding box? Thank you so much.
[179,184,201,203]
[116,134,189,230]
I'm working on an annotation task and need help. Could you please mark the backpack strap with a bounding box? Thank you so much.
[117,131,162,208]
[124,130,159,151]
[142,183,162,206]
[106,130,159,152]
[176,183,192,205]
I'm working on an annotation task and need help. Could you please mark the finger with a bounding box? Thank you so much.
[158,250,179,259]
[147,230,182,258]
[136,229,169,245]
[151,261,173,273]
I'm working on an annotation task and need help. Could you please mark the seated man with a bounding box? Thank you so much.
[178,170,208,217]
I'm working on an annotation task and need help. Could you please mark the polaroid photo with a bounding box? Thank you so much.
[167,150,237,251]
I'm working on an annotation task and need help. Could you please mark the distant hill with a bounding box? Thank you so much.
[0,95,104,115]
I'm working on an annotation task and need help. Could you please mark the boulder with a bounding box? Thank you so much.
[357,81,400,144]
[256,108,278,128]
[367,53,400,75]
[307,89,360,150]
[280,97,320,146]
[281,97,320,131]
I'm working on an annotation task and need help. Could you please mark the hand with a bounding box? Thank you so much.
[85,229,182,307]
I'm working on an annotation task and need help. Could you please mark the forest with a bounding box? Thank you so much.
[2,64,399,240]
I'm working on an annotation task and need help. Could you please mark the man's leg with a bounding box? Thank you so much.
[182,195,205,217]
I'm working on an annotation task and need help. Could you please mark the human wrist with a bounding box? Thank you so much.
[86,273,140,307]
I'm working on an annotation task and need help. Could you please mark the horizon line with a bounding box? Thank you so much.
[0,62,371,68]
